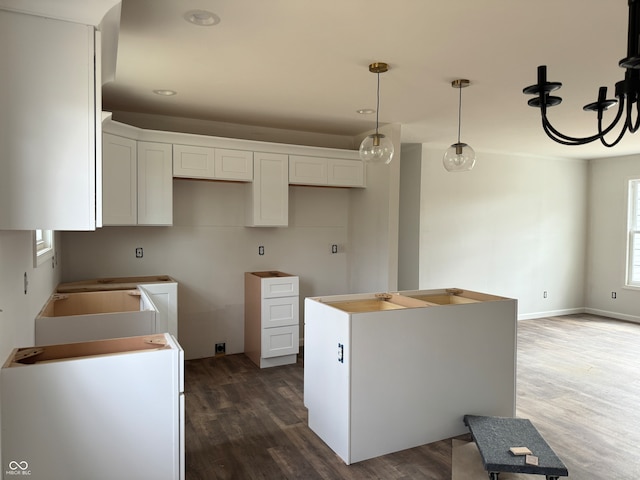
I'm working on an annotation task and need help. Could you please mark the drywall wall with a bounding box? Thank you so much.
[398,143,422,290]
[0,230,61,458]
[61,181,356,359]
[586,154,640,322]
[418,146,588,318]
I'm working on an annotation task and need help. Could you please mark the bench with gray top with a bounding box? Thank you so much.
[463,415,568,480]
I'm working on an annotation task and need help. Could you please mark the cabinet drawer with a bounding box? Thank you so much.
[262,276,299,298]
[261,296,299,328]
[262,324,299,358]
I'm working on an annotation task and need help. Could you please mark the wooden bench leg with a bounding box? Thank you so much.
[489,473,500,480]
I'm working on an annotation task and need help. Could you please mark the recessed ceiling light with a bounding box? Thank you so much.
[153,89,177,96]
[184,10,220,27]
[357,108,376,115]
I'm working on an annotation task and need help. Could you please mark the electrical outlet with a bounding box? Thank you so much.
[135,247,143,258]
[258,245,265,256]
[215,343,226,355]
[612,291,617,299]
[543,291,548,298]
[331,244,338,254]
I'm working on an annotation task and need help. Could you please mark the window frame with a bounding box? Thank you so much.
[626,179,640,288]
[33,229,55,268]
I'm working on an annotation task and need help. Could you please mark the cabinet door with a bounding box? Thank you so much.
[103,134,137,225]
[214,149,253,181]
[246,152,288,227]
[0,11,97,230]
[328,159,365,187]
[138,142,173,225]
[172,144,215,179]
[288,155,328,185]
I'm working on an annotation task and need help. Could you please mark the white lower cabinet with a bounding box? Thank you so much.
[304,288,517,465]
[102,134,172,226]
[1,333,184,480]
[246,152,289,226]
[244,271,299,368]
[35,289,158,346]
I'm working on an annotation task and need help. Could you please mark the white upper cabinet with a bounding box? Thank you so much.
[172,145,215,179]
[247,153,289,227]
[289,155,364,187]
[289,156,328,186]
[214,149,253,181]
[173,145,252,181]
[103,134,137,225]
[137,142,173,226]
[103,134,173,226]
[327,158,365,187]
[0,10,99,230]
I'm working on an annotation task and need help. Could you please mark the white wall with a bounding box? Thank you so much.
[586,154,640,322]
[0,230,61,457]
[62,181,358,359]
[418,146,588,318]
[0,231,61,362]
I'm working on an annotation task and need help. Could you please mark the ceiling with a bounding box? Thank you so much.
[102,0,640,160]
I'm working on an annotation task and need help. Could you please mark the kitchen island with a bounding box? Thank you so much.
[303,288,517,465]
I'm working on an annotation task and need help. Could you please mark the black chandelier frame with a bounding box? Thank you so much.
[524,0,640,147]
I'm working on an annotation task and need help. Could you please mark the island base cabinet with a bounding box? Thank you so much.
[304,289,517,465]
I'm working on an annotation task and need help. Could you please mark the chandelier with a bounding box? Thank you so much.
[523,0,640,147]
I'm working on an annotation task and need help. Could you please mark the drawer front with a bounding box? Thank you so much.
[262,324,299,358]
[262,276,299,298]
[262,296,299,328]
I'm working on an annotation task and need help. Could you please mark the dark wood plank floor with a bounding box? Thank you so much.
[184,314,640,479]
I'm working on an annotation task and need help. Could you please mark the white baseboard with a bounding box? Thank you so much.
[518,307,640,324]
[518,307,585,321]
[583,308,640,324]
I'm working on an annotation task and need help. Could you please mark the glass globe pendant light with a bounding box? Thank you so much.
[359,62,394,165]
[443,79,476,172]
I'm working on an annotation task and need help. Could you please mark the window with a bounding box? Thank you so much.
[33,229,55,267]
[627,179,640,287]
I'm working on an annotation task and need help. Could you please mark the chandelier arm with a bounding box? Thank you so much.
[541,118,590,146]
[598,116,628,148]
[540,112,608,145]
[539,93,626,145]
[627,96,640,133]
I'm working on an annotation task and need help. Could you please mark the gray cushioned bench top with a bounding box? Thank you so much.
[464,415,568,478]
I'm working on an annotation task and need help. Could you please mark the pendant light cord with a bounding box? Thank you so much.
[376,70,381,135]
[457,84,462,144]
